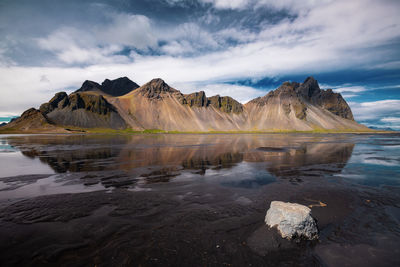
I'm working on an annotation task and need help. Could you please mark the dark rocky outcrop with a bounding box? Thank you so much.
[178,90,243,113]
[207,95,244,114]
[183,91,207,107]
[76,77,139,97]
[101,77,139,96]
[311,89,354,120]
[295,77,354,120]
[17,91,127,130]
[39,92,69,114]
[45,93,126,129]
[77,80,102,93]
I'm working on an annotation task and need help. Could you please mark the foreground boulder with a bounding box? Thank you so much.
[265,201,318,240]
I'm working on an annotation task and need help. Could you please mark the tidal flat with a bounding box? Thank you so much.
[0,133,399,266]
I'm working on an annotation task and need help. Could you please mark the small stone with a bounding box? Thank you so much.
[265,201,318,240]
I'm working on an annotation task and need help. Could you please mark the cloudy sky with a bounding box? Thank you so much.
[0,0,399,129]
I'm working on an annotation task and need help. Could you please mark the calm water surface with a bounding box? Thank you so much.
[0,134,399,266]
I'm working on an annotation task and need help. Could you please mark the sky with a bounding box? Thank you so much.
[0,0,399,129]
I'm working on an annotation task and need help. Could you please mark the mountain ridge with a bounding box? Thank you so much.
[76,77,139,97]
[0,76,371,133]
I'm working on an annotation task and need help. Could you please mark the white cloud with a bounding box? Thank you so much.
[381,117,400,123]
[341,94,357,99]
[98,14,157,49]
[255,0,332,13]
[321,84,368,98]
[200,0,250,10]
[1,0,400,117]
[332,86,367,94]
[36,14,158,65]
[349,100,400,121]
[363,123,400,130]
[201,0,332,11]
[33,0,400,69]
[37,27,130,65]
[159,23,220,55]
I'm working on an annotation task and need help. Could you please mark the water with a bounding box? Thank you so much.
[0,133,399,266]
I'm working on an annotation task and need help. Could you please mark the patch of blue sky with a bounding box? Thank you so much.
[0,117,17,123]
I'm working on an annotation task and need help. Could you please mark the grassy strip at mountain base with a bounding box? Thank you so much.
[84,127,383,134]
[0,126,390,135]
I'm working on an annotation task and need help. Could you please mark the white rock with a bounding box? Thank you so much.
[265,201,318,240]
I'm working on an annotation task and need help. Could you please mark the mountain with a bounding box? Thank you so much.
[2,90,127,133]
[39,91,126,129]
[76,77,139,97]
[244,78,358,131]
[0,76,371,133]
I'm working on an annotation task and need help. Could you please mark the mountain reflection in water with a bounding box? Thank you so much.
[6,134,354,186]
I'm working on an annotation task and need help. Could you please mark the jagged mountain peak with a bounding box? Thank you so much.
[76,77,139,97]
[101,77,139,96]
[146,78,173,91]
[138,78,179,98]
[80,80,102,92]
[246,77,353,121]
[1,76,367,133]
[296,76,321,97]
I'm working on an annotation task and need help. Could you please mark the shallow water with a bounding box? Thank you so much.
[0,133,399,266]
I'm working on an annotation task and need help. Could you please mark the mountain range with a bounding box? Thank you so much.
[0,76,371,133]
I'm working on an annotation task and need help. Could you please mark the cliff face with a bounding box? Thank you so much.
[247,77,354,122]
[295,77,354,120]
[244,77,362,131]
[1,76,368,133]
[207,95,243,114]
[2,91,127,132]
[42,92,126,129]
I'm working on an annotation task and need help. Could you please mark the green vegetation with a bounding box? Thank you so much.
[0,125,387,135]
[83,128,381,135]
[0,127,18,134]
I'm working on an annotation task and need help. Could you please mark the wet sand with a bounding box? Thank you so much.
[0,134,399,266]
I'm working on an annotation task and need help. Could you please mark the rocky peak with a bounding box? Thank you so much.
[184,91,207,107]
[146,78,173,92]
[314,90,354,120]
[296,77,354,120]
[296,76,321,98]
[8,107,52,129]
[76,77,139,96]
[139,78,178,98]
[207,95,244,114]
[79,80,102,92]
[248,81,300,107]
[101,77,139,96]
[21,108,41,118]
[247,76,354,121]
[277,81,300,92]
[39,92,69,114]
